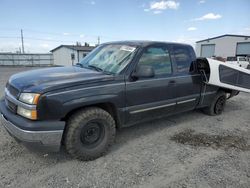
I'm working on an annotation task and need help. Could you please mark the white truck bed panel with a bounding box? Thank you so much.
[205,58,250,93]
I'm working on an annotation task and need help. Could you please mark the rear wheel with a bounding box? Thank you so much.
[64,107,116,161]
[203,91,226,116]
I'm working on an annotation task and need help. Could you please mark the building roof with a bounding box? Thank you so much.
[50,45,95,52]
[196,34,250,43]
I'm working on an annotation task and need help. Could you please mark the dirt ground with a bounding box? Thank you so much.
[0,66,250,188]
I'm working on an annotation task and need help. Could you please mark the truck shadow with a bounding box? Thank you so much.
[23,104,247,161]
[112,107,250,153]
[224,100,244,112]
[111,110,203,152]
[29,110,201,161]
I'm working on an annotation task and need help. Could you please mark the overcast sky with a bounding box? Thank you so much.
[0,0,249,53]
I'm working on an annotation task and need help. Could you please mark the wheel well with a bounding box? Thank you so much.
[218,88,239,98]
[62,103,121,128]
[218,88,231,94]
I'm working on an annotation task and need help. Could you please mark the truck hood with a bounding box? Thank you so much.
[8,66,113,93]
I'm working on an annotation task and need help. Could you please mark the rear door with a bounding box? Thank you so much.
[171,45,202,113]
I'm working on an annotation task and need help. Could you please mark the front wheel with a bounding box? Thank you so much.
[202,91,226,116]
[64,107,116,161]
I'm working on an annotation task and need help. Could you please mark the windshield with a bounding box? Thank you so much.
[226,57,237,61]
[239,57,246,61]
[79,44,137,74]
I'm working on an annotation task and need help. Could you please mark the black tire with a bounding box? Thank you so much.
[202,91,226,116]
[64,107,116,161]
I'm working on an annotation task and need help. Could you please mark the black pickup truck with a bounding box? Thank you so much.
[0,41,237,160]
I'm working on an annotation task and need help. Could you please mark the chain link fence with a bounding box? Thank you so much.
[0,53,53,66]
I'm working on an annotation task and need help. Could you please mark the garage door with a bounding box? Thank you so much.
[201,44,215,57]
[236,42,250,56]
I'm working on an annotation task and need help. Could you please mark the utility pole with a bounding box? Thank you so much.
[21,29,24,53]
[97,36,100,45]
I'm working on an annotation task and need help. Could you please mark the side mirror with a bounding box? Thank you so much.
[132,65,155,79]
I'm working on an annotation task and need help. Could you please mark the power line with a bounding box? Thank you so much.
[0,36,97,43]
[0,28,123,40]
[0,28,124,53]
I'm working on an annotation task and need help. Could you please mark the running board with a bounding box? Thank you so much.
[197,58,250,93]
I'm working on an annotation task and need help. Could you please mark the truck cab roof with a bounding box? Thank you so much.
[103,40,192,48]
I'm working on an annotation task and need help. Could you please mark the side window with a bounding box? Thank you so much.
[138,46,172,76]
[173,46,194,74]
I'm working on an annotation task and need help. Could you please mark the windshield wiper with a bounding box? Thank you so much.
[87,65,103,72]
[88,65,114,75]
[75,63,84,68]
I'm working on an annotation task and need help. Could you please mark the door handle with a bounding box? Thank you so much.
[169,80,176,84]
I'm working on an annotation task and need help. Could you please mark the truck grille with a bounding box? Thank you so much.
[5,83,19,113]
[6,83,19,98]
[5,98,17,113]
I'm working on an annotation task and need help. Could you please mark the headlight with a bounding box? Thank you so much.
[17,106,37,120]
[19,93,40,105]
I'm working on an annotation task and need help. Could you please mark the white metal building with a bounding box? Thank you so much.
[51,45,95,66]
[195,34,250,58]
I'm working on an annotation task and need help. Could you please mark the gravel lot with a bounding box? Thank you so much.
[0,66,250,188]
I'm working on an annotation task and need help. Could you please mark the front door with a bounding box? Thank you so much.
[125,44,177,125]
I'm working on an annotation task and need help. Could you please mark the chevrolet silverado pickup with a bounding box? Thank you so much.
[0,41,238,160]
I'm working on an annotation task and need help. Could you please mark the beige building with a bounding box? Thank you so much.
[51,45,95,66]
[195,34,250,58]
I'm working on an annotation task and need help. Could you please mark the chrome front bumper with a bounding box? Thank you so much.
[1,114,64,152]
